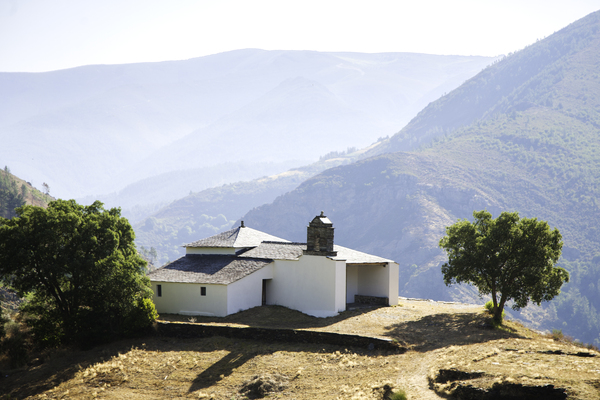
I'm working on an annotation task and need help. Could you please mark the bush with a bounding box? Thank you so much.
[390,389,408,400]
[484,300,506,322]
[551,328,564,341]
[123,298,159,336]
[2,318,29,368]
[0,309,7,340]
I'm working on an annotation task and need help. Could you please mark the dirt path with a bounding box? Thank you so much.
[396,350,444,400]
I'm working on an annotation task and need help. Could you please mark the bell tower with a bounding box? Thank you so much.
[304,211,337,256]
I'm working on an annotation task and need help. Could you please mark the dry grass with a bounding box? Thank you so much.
[1,299,599,399]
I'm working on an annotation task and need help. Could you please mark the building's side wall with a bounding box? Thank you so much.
[151,282,228,317]
[185,247,236,255]
[268,255,345,317]
[226,265,273,315]
[346,265,359,303]
[334,260,347,312]
[387,262,400,305]
[357,263,399,305]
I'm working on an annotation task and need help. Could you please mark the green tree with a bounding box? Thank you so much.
[439,210,569,324]
[0,199,157,346]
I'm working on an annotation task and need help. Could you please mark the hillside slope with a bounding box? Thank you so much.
[367,9,600,156]
[240,11,600,345]
[0,166,53,218]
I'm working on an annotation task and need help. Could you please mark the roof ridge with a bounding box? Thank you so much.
[261,241,306,245]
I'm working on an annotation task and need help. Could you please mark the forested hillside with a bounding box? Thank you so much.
[240,10,600,346]
[0,167,52,218]
[367,8,600,156]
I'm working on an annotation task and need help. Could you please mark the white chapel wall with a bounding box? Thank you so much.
[269,255,345,317]
[227,264,273,315]
[151,281,228,316]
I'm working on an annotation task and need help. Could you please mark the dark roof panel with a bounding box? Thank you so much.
[240,241,306,260]
[149,255,272,284]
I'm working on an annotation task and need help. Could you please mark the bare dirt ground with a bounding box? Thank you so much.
[1,298,599,399]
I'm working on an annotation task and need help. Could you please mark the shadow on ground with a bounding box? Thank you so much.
[0,331,380,399]
[383,312,526,351]
[159,304,382,330]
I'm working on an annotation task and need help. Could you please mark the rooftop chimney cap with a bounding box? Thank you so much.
[241,221,245,228]
[320,211,324,217]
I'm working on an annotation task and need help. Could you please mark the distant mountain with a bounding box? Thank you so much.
[239,11,600,345]
[1,50,495,199]
[368,10,600,156]
[133,152,364,264]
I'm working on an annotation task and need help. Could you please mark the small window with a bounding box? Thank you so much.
[201,286,206,296]
[157,284,162,297]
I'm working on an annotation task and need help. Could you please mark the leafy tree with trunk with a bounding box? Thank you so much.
[439,210,569,324]
[0,199,157,346]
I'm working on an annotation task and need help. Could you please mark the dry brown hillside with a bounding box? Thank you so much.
[1,299,599,399]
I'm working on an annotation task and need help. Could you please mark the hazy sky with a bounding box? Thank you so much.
[1,0,599,72]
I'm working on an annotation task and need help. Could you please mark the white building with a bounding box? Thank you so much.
[149,213,399,317]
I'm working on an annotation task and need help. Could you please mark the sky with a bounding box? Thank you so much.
[0,0,599,73]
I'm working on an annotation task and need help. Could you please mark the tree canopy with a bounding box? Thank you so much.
[439,210,569,323]
[0,199,157,346]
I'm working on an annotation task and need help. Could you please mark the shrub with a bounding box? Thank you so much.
[552,329,564,341]
[390,389,408,400]
[0,309,7,340]
[484,300,506,322]
[2,318,30,368]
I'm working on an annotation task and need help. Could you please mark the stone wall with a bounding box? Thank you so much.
[156,321,403,352]
[355,295,389,305]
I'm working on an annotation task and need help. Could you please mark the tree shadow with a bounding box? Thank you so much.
[383,312,526,352]
[0,333,377,399]
[0,338,147,399]
[187,349,270,392]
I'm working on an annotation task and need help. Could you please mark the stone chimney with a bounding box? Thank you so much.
[304,211,337,256]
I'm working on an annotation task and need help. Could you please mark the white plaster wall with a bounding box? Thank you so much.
[335,261,347,313]
[226,265,273,315]
[152,282,228,317]
[185,247,236,255]
[388,262,400,305]
[268,255,344,317]
[355,262,399,305]
[346,265,359,303]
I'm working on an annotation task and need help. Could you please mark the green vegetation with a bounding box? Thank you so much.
[373,10,600,156]
[0,200,157,347]
[439,210,568,324]
[484,300,506,322]
[390,388,408,400]
[0,166,54,219]
[0,166,25,219]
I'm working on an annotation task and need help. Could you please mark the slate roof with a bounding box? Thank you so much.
[148,255,272,284]
[332,245,394,264]
[239,241,394,264]
[185,226,288,248]
[240,241,305,260]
